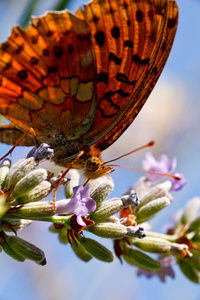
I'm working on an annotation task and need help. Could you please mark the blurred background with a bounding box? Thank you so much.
[0,0,199,299]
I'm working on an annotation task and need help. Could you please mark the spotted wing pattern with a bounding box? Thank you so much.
[0,0,178,171]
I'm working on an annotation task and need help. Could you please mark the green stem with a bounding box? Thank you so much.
[10,214,72,227]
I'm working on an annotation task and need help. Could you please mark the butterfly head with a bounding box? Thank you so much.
[84,156,114,179]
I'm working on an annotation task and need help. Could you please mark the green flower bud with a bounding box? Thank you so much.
[71,240,92,262]
[90,198,122,221]
[10,169,48,200]
[181,197,200,225]
[8,236,46,265]
[58,227,69,244]
[16,180,52,204]
[13,201,55,218]
[133,237,185,254]
[5,157,38,189]
[64,170,80,198]
[135,183,172,211]
[136,196,170,223]
[178,258,200,283]
[0,193,9,219]
[88,222,127,239]
[187,215,200,233]
[80,237,114,262]
[89,179,114,207]
[1,218,32,232]
[1,239,25,262]
[123,247,161,271]
[0,159,11,190]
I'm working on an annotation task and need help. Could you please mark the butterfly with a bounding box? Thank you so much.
[0,0,178,179]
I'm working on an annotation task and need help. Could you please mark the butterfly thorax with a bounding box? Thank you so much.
[51,138,113,179]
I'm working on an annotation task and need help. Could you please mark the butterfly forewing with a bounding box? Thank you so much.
[0,10,97,143]
[76,0,178,149]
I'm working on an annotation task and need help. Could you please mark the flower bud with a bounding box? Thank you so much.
[88,222,127,239]
[27,143,54,161]
[80,237,114,262]
[187,215,200,233]
[127,226,146,239]
[0,193,9,219]
[89,179,114,207]
[1,217,32,232]
[122,247,161,271]
[136,196,170,223]
[15,180,52,204]
[136,183,172,211]
[121,191,141,207]
[58,227,69,244]
[178,258,200,283]
[8,236,46,265]
[1,239,25,262]
[90,198,122,221]
[5,157,38,189]
[133,237,178,253]
[180,197,200,226]
[71,240,92,262]
[64,170,80,198]
[13,201,55,218]
[10,169,48,200]
[0,159,11,190]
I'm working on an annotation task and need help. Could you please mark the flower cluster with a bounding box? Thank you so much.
[0,145,199,283]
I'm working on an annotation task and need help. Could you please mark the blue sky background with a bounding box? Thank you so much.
[0,0,200,299]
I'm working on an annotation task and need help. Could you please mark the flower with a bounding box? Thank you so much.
[170,173,187,191]
[56,185,96,226]
[142,152,186,191]
[142,152,176,182]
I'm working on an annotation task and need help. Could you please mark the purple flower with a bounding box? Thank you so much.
[142,152,186,191]
[170,172,187,191]
[137,257,175,283]
[56,185,96,226]
[142,152,176,182]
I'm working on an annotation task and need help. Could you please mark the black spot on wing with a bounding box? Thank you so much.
[109,52,122,65]
[132,55,150,65]
[111,26,120,39]
[116,73,136,86]
[54,46,63,59]
[99,89,129,118]
[97,72,108,83]
[17,70,28,80]
[95,31,105,47]
[124,40,133,48]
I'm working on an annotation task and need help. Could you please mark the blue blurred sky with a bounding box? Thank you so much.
[0,0,200,299]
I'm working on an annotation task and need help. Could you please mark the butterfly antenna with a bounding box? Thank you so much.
[104,140,155,164]
[104,141,180,181]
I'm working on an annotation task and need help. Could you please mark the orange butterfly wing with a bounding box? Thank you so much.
[76,0,178,151]
[0,0,178,174]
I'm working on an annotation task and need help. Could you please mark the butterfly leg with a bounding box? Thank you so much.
[53,150,85,209]
[0,127,37,161]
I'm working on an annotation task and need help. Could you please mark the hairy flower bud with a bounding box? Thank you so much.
[123,247,161,271]
[0,159,11,190]
[136,197,170,223]
[90,198,122,221]
[5,157,38,189]
[7,235,46,265]
[80,237,114,262]
[89,179,114,207]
